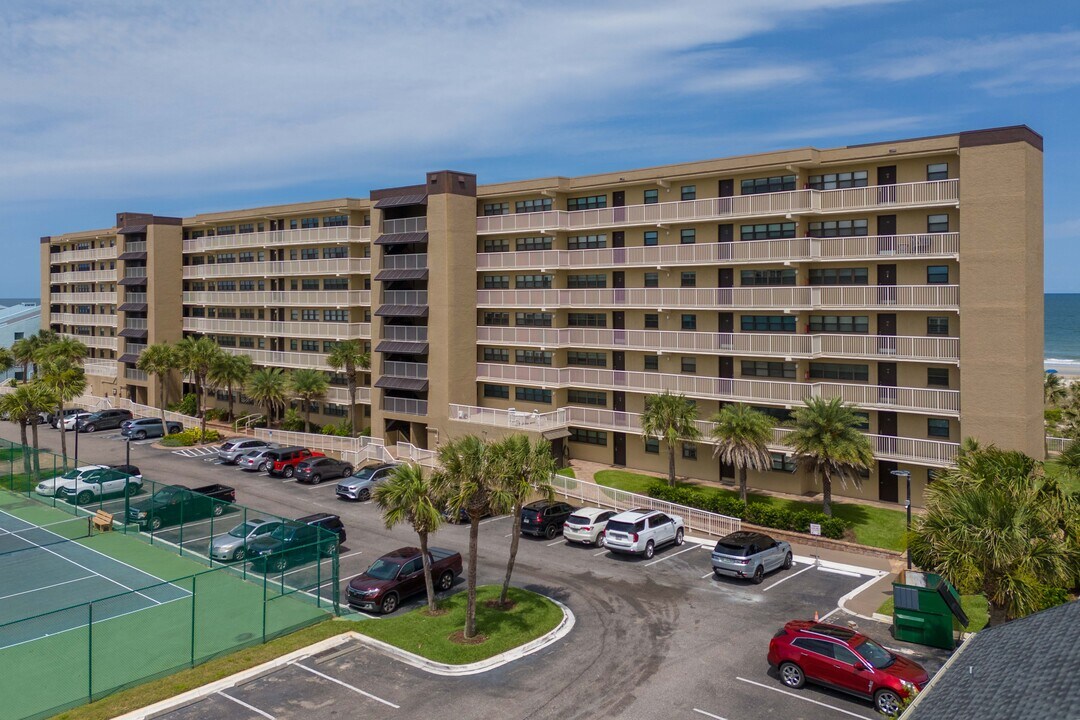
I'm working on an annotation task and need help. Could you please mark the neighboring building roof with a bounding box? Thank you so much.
[905,601,1079,720]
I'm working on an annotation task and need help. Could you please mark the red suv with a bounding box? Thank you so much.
[768,621,929,716]
[265,447,325,478]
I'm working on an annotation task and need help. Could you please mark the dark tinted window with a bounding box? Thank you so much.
[791,638,834,657]
[606,520,642,534]
[831,644,860,665]
[715,542,751,556]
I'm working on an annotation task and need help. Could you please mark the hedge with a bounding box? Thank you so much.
[646,482,848,539]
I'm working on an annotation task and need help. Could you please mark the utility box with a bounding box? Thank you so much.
[892,570,969,650]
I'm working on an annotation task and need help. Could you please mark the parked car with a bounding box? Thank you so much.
[120,417,183,440]
[265,447,325,478]
[563,507,617,546]
[294,457,354,485]
[336,463,398,501]
[59,412,94,431]
[75,409,133,433]
[768,620,929,716]
[127,483,236,531]
[520,500,576,540]
[209,518,282,562]
[346,547,463,614]
[218,438,274,465]
[48,407,86,428]
[35,464,110,498]
[297,513,347,545]
[61,465,144,505]
[247,520,336,572]
[237,447,279,473]
[603,508,685,559]
[711,531,793,584]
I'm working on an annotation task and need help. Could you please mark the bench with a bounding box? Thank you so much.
[92,510,113,533]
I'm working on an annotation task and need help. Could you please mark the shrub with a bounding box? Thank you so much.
[281,408,305,432]
[169,393,198,417]
[161,428,223,446]
[203,407,225,422]
[320,421,353,437]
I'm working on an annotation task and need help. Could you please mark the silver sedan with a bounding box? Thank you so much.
[209,519,282,561]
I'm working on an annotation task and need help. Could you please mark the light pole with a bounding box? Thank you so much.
[74,419,79,468]
[125,436,131,468]
[891,469,913,570]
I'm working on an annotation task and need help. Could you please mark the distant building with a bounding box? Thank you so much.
[0,302,41,381]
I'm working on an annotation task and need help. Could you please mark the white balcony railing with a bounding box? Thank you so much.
[382,361,428,379]
[381,253,428,270]
[50,292,116,305]
[50,270,116,283]
[123,267,148,279]
[182,257,370,279]
[124,317,148,330]
[123,240,147,253]
[182,225,370,253]
[124,368,149,382]
[220,346,329,370]
[381,217,427,235]
[382,290,428,306]
[59,333,117,351]
[124,292,147,304]
[84,362,117,378]
[53,246,117,263]
[327,385,372,404]
[51,313,117,327]
[476,180,959,235]
[382,325,429,342]
[383,397,429,416]
[182,290,371,306]
[183,317,370,340]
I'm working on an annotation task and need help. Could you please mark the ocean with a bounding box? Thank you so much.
[1045,294,1080,369]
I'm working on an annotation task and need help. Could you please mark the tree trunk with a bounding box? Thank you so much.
[348,376,358,437]
[197,376,207,439]
[667,446,677,487]
[418,530,438,614]
[304,403,312,434]
[821,470,832,517]
[227,386,235,423]
[465,512,480,639]
[158,376,167,422]
[58,402,68,467]
[739,464,748,504]
[501,500,524,606]
[19,421,31,479]
[987,600,1010,627]
[30,420,41,479]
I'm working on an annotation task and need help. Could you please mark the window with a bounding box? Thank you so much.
[926,265,949,284]
[483,348,509,363]
[741,175,796,195]
[239,251,255,262]
[681,357,696,374]
[807,219,869,237]
[570,428,607,446]
[515,198,552,213]
[753,405,793,422]
[770,452,797,472]
[568,234,606,250]
[289,219,298,230]
[928,418,950,438]
[809,363,870,381]
[567,195,606,211]
[239,280,256,292]
[324,309,348,322]
[682,443,697,460]
[644,313,659,329]
[809,268,869,285]
[927,368,950,387]
[325,404,348,418]
[567,274,607,289]
[644,437,659,453]
[741,269,796,286]
[483,275,510,289]
[483,312,510,326]
[216,253,236,264]
[644,272,659,288]
[300,248,318,260]
[516,236,552,251]
[643,230,658,246]
[808,171,868,190]
[323,246,348,259]
[644,355,659,371]
[302,309,319,321]
[216,281,236,291]
[644,189,659,205]
[301,279,320,290]
[516,350,553,365]
[516,312,553,327]
[927,163,949,181]
[741,315,797,332]
[568,390,606,406]
[301,217,319,229]
[238,336,255,349]
[742,361,796,379]
[484,384,509,399]
[567,312,607,327]
[483,239,509,253]
[681,314,697,330]
[681,185,696,201]
[301,340,319,352]
[323,215,349,227]
[741,222,797,240]
[483,202,509,216]
[323,277,348,290]
[928,214,950,233]
[927,316,950,335]
[681,272,696,287]
[567,351,606,367]
[515,274,552,289]
[680,228,696,244]
[217,335,237,347]
[217,307,236,319]
[216,225,236,236]
[516,387,552,404]
[809,315,869,333]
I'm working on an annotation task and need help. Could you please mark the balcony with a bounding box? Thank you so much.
[476,179,959,235]
[123,267,147,279]
[221,346,329,370]
[382,290,428,306]
[382,253,428,270]
[50,269,116,283]
[183,317,370,339]
[382,361,428,379]
[181,257,370,279]
[182,290,371,306]
[124,317,148,330]
[182,225,371,253]
[382,325,428,342]
[51,292,116,305]
[382,217,428,235]
[84,362,117,378]
[54,246,117,263]
[476,285,959,311]
[475,363,960,415]
[476,233,959,271]
[124,368,149,382]
[124,292,147,304]
[60,333,117,351]
[124,343,148,355]
[327,385,372,404]
[124,241,147,253]
[51,313,117,327]
[383,397,429,416]
[475,326,960,363]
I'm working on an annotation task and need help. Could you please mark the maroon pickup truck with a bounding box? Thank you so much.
[346,546,463,614]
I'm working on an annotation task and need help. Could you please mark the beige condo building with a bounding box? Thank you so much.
[40,126,1044,507]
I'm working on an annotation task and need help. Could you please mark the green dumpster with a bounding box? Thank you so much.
[892,570,969,650]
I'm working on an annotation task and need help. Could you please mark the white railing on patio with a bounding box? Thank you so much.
[383,397,429,416]
[183,225,370,253]
[450,404,569,430]
[1046,436,1071,455]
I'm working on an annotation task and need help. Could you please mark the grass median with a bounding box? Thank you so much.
[353,585,564,664]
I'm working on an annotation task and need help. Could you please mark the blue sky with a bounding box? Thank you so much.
[2,0,1078,295]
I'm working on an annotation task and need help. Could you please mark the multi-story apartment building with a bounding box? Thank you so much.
[40,126,1043,506]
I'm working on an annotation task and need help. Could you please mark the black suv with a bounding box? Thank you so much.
[75,409,133,433]
[521,501,576,539]
[294,457,354,485]
[298,513,347,545]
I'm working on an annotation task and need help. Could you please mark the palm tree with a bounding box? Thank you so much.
[288,369,329,433]
[373,463,445,614]
[495,434,556,606]
[1044,371,1067,406]
[137,343,179,421]
[435,435,512,639]
[710,404,773,503]
[208,352,251,422]
[787,396,874,517]
[0,387,35,478]
[18,383,58,479]
[23,329,59,379]
[175,336,223,437]
[910,447,1080,625]
[38,358,87,467]
[10,338,34,382]
[0,346,13,377]
[326,340,370,436]
[1059,438,1080,477]
[246,367,287,427]
[42,335,88,366]
[640,391,701,487]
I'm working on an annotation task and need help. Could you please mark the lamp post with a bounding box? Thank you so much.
[891,469,913,570]
[74,420,79,468]
[125,435,131,468]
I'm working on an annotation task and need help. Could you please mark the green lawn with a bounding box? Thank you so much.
[592,469,908,551]
[1044,459,1080,495]
[878,594,989,633]
[354,585,563,664]
[556,467,576,478]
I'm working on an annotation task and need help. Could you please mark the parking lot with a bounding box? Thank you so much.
[6,424,949,720]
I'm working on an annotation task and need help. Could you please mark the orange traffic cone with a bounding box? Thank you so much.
[814,610,819,622]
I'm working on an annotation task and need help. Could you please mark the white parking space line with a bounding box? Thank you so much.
[217,691,276,719]
[701,571,714,579]
[692,709,728,720]
[282,551,364,577]
[762,563,816,592]
[818,567,863,578]
[735,677,873,720]
[643,543,700,567]
[546,539,565,547]
[480,514,510,525]
[593,548,609,556]
[292,662,400,708]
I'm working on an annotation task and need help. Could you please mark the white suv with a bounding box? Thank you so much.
[603,508,685,559]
